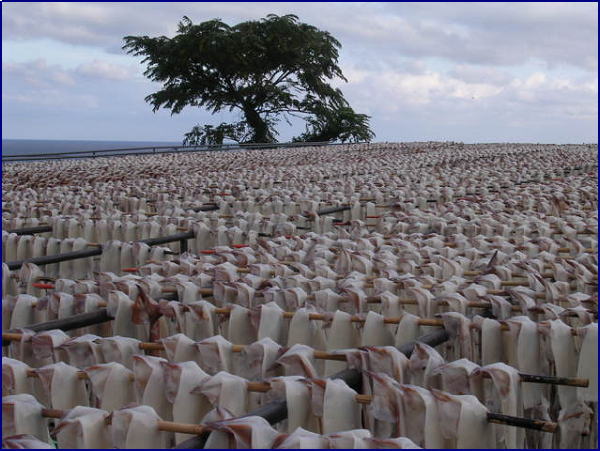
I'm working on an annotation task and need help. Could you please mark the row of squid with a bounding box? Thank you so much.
[3,225,597,284]
[2,141,597,449]
[3,327,597,448]
[3,202,597,245]
[3,145,598,222]
[3,143,595,203]
[3,403,426,449]
[3,316,597,448]
[2,172,596,223]
[3,280,597,361]
[3,261,597,332]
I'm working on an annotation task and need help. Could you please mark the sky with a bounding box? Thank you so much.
[2,2,598,143]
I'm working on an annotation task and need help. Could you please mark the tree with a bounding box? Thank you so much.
[294,105,374,143]
[123,14,374,145]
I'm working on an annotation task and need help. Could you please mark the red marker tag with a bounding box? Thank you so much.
[32,282,55,290]
[122,267,139,273]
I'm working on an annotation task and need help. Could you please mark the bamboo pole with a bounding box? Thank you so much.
[211,307,584,334]
[364,216,596,236]
[40,407,206,435]
[24,361,587,389]
[7,332,587,388]
[37,403,556,434]
[29,281,597,312]
[302,293,525,311]
[30,282,212,297]
[116,262,591,286]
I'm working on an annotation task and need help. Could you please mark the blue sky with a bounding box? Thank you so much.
[2,2,598,143]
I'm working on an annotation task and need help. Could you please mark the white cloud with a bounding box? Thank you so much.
[3,59,75,87]
[448,64,512,86]
[76,59,137,80]
[2,3,597,143]
[343,68,504,110]
[3,3,597,70]
[340,64,597,126]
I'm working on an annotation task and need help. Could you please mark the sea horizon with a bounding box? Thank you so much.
[2,138,183,156]
[3,138,597,158]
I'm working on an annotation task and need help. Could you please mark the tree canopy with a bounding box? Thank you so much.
[123,14,374,145]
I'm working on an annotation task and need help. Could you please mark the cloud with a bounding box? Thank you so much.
[340,64,597,126]
[3,55,597,143]
[342,67,502,111]
[1,58,140,115]
[380,2,598,70]
[3,3,597,70]
[3,57,137,91]
[3,59,75,87]
[2,57,215,140]
[447,64,513,86]
[75,59,137,80]
[2,3,597,143]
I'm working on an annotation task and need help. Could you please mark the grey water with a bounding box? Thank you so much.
[2,139,182,156]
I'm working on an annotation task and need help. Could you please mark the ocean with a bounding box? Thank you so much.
[2,139,183,157]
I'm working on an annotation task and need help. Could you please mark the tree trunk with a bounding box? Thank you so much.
[243,106,272,143]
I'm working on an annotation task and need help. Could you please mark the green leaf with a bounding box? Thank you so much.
[123,14,374,144]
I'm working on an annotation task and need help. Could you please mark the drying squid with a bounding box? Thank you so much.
[85,362,135,411]
[269,376,320,433]
[110,405,170,449]
[317,378,362,434]
[194,370,249,417]
[162,360,212,444]
[2,394,51,444]
[398,384,444,448]
[473,362,524,448]
[206,416,279,449]
[2,434,55,449]
[241,337,282,380]
[277,344,319,378]
[273,427,329,448]
[433,389,494,448]
[326,429,373,448]
[2,358,32,397]
[35,361,89,410]
[408,342,444,389]
[324,310,360,376]
[132,354,171,421]
[54,406,112,448]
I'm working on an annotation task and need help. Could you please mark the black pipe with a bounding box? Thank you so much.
[396,328,450,358]
[238,399,289,426]
[487,412,555,433]
[300,205,352,220]
[190,204,220,212]
[180,238,189,254]
[5,225,53,235]
[138,231,196,247]
[7,231,199,270]
[2,309,113,346]
[173,330,449,449]
[315,205,351,216]
[28,309,113,333]
[173,368,364,449]
[1,293,189,347]
[6,247,103,271]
